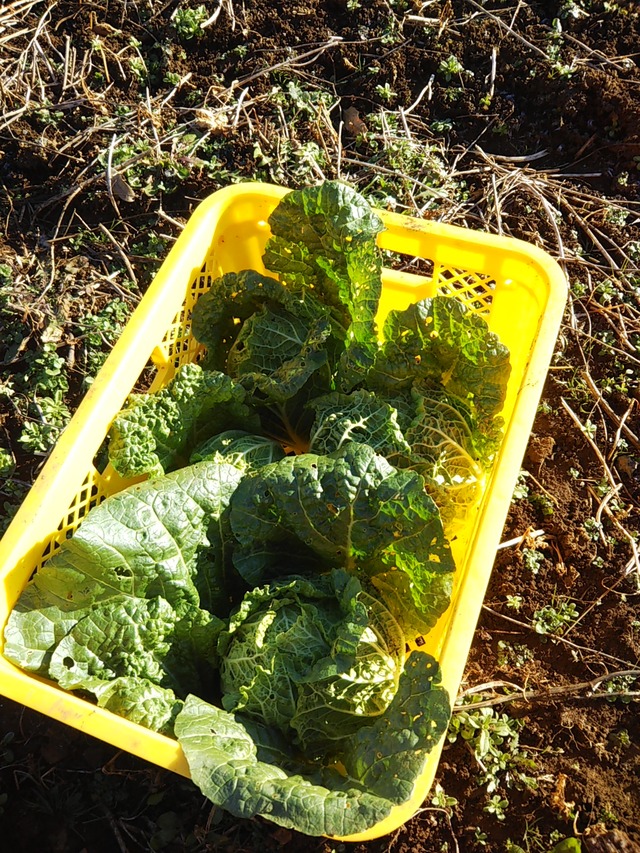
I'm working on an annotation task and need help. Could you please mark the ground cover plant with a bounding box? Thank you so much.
[0,0,639,851]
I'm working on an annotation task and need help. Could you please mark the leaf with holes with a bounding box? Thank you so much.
[228,443,456,634]
[3,459,243,709]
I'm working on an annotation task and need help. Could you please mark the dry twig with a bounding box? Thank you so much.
[456,668,640,710]
[483,605,637,668]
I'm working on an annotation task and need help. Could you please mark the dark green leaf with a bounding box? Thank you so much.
[227,307,332,404]
[229,444,455,634]
[341,654,451,801]
[308,390,410,456]
[263,181,385,390]
[191,270,335,371]
[108,364,257,477]
[371,296,511,427]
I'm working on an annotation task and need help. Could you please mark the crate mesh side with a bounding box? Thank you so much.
[434,265,495,315]
[32,260,222,574]
[35,468,107,572]
[156,260,220,368]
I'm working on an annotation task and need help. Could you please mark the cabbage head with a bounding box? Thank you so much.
[218,569,405,757]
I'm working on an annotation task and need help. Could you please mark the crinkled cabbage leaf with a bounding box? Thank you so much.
[308,390,410,457]
[76,676,181,735]
[229,443,455,634]
[190,430,286,469]
[175,652,450,837]
[226,306,333,404]
[395,387,502,531]
[218,570,405,755]
[108,363,258,478]
[263,181,384,391]
[371,295,511,429]
[4,460,245,709]
[190,269,339,405]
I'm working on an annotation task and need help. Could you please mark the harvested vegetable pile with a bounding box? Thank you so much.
[4,182,510,836]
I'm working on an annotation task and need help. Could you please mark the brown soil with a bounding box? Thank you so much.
[1,1,639,851]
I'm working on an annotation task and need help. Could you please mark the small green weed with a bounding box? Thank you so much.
[430,118,454,133]
[595,278,623,304]
[448,706,536,794]
[484,794,509,820]
[583,516,603,541]
[559,0,590,18]
[610,728,631,748]
[497,641,534,669]
[601,674,638,704]
[522,548,544,575]
[31,103,65,127]
[604,206,628,227]
[529,492,555,516]
[512,471,530,500]
[11,340,71,455]
[375,82,397,103]
[438,55,469,82]
[473,828,489,845]
[0,449,14,477]
[75,299,131,383]
[131,232,169,261]
[128,54,148,85]
[20,342,68,395]
[171,4,208,40]
[598,803,619,823]
[19,394,71,454]
[431,782,458,810]
[532,600,579,635]
[546,19,576,78]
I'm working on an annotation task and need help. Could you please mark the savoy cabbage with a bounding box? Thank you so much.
[176,652,450,837]
[218,569,405,754]
[229,443,455,636]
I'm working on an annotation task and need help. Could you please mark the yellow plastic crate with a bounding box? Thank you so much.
[0,183,567,841]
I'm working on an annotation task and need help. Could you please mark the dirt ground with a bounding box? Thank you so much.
[0,1,639,850]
